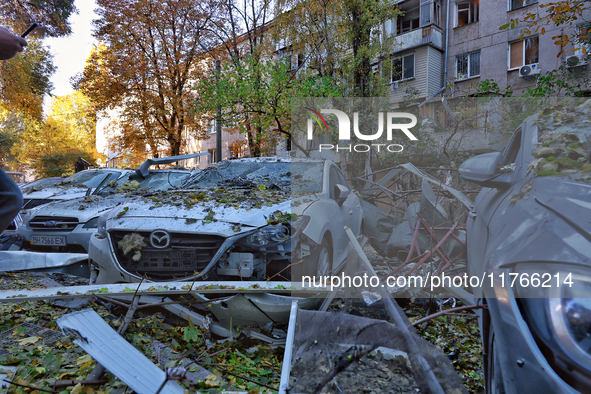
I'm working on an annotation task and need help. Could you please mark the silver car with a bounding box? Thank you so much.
[20,169,131,211]
[88,157,363,284]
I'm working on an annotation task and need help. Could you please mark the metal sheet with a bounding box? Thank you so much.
[400,163,473,209]
[0,251,88,273]
[57,309,184,394]
[0,281,330,303]
[136,153,208,177]
[191,293,323,326]
[279,300,298,394]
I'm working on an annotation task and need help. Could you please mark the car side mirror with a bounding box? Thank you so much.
[334,184,351,206]
[459,152,513,188]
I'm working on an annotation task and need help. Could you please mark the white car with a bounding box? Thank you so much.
[88,157,363,284]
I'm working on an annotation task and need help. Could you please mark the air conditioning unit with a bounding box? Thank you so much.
[565,54,589,68]
[389,81,399,91]
[519,63,541,78]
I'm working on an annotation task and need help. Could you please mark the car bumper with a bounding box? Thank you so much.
[18,224,97,253]
[485,284,580,393]
[88,232,135,284]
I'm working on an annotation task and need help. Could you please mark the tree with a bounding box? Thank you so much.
[0,40,54,119]
[195,53,343,157]
[500,1,591,57]
[274,0,400,97]
[76,0,220,158]
[12,91,99,176]
[0,0,77,38]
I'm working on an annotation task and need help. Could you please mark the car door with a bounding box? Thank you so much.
[336,167,363,236]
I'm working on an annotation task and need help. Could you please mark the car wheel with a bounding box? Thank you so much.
[486,323,506,394]
[304,237,333,277]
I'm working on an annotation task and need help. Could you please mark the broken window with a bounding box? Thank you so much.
[456,0,479,26]
[509,0,537,11]
[392,53,415,82]
[509,36,539,69]
[455,50,480,80]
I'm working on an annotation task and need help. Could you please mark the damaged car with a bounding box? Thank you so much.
[20,168,131,211]
[459,99,591,393]
[17,154,204,254]
[88,157,363,284]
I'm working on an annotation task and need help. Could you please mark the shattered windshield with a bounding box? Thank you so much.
[185,161,291,189]
[98,171,190,195]
[292,162,323,193]
[21,178,64,193]
[54,170,121,189]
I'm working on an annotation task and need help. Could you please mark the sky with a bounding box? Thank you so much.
[44,0,98,97]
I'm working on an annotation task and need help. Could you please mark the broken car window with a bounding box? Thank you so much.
[185,161,292,189]
[55,170,120,189]
[292,162,323,194]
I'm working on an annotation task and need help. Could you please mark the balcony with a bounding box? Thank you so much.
[392,25,443,53]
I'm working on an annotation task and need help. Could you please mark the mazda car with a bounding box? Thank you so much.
[88,157,363,284]
[459,99,591,393]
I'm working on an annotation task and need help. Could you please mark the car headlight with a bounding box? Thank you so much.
[95,215,108,239]
[244,224,289,247]
[83,217,99,229]
[516,264,591,384]
[291,215,310,237]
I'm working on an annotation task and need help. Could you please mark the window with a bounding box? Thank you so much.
[509,0,537,11]
[392,53,415,82]
[397,17,420,34]
[575,23,591,54]
[208,148,216,163]
[456,0,479,26]
[509,36,539,69]
[208,119,216,134]
[456,50,481,80]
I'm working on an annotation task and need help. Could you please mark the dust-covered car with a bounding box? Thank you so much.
[20,169,131,211]
[17,155,203,253]
[459,99,591,393]
[88,157,363,284]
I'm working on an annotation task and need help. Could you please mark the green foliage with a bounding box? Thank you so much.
[33,149,97,178]
[523,66,591,97]
[195,53,343,156]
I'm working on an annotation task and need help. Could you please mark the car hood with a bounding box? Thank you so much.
[28,195,127,223]
[291,193,321,216]
[105,189,292,235]
[486,176,591,268]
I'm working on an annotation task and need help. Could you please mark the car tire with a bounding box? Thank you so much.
[486,323,506,394]
[304,237,333,277]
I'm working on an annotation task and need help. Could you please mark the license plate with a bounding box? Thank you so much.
[31,235,67,246]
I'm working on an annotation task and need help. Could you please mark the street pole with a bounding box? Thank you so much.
[215,59,222,162]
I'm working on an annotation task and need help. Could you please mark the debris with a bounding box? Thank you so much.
[0,281,326,303]
[0,251,89,278]
[117,233,146,262]
[0,365,17,394]
[57,309,185,394]
[147,342,223,385]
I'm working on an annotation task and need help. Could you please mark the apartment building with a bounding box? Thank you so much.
[387,0,591,104]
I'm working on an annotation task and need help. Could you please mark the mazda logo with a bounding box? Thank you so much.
[149,230,170,249]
